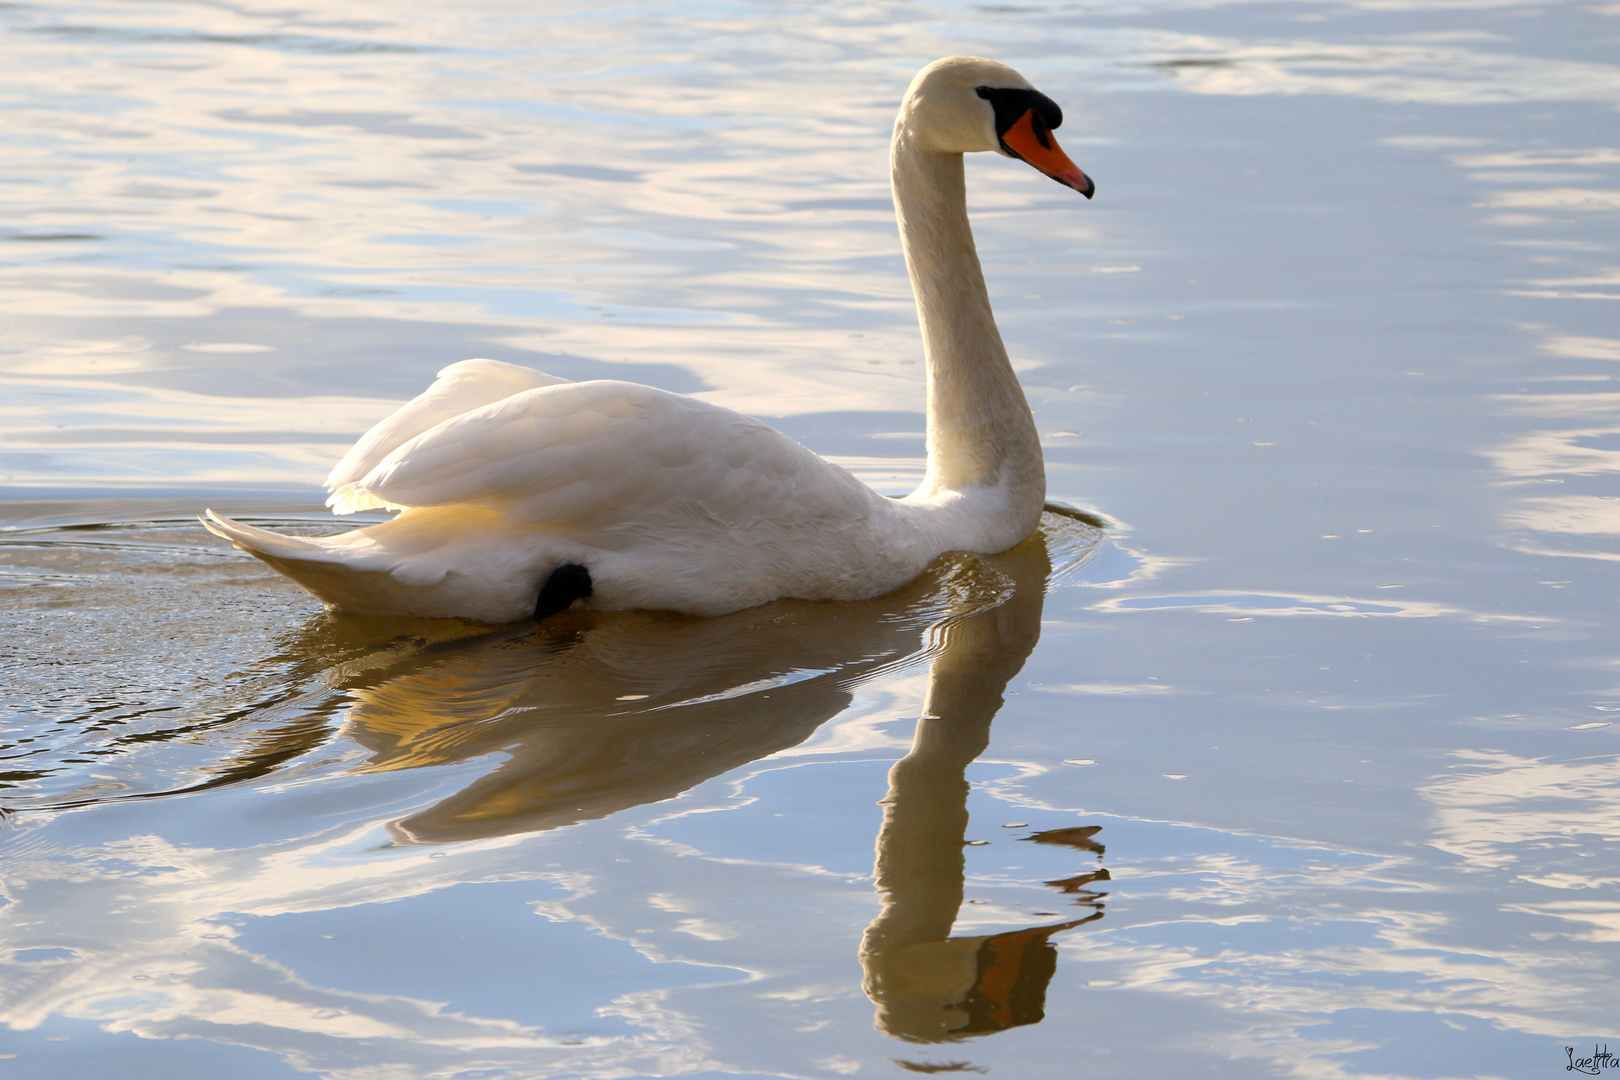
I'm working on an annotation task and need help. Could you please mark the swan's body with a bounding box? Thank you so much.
[203,56,1093,622]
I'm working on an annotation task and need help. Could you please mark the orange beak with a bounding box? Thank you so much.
[1001,109,1094,199]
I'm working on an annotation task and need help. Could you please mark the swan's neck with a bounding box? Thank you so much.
[892,133,1043,510]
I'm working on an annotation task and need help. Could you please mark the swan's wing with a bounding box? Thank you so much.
[326,358,569,513]
[354,380,876,534]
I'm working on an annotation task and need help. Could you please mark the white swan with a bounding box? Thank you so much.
[202,56,1094,623]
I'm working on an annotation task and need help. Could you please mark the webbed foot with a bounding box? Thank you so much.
[534,563,593,621]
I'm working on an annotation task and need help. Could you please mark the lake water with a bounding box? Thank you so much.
[3,1,1619,1077]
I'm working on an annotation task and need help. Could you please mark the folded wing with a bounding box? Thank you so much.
[352,380,878,540]
[326,358,568,513]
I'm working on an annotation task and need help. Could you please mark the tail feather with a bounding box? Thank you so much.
[202,509,418,614]
[201,510,329,560]
[200,507,547,622]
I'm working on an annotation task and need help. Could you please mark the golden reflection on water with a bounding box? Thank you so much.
[297,514,1105,1043]
[333,551,994,844]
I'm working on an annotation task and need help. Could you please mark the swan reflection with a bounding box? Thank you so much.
[326,512,1105,1041]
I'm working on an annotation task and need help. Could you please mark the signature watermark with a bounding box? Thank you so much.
[1569,1045,1620,1075]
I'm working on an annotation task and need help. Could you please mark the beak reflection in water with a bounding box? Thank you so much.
[328,510,1107,1044]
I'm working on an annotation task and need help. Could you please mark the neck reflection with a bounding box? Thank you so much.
[860,533,1104,1043]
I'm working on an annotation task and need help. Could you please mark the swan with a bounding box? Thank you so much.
[202,55,1094,623]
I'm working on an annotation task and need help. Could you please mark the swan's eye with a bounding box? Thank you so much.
[978,86,1094,198]
[975,86,1064,140]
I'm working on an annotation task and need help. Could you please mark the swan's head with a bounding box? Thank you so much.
[898,56,1094,198]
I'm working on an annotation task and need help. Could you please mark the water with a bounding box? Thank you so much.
[2,0,1618,1076]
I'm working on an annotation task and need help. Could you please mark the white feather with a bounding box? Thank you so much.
[325,358,567,514]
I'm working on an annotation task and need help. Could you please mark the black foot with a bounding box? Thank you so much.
[534,563,593,621]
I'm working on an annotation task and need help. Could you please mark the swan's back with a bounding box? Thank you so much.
[359,379,879,534]
[326,358,568,513]
[206,371,920,621]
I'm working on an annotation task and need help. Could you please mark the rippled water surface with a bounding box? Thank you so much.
[4,1,1620,1077]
